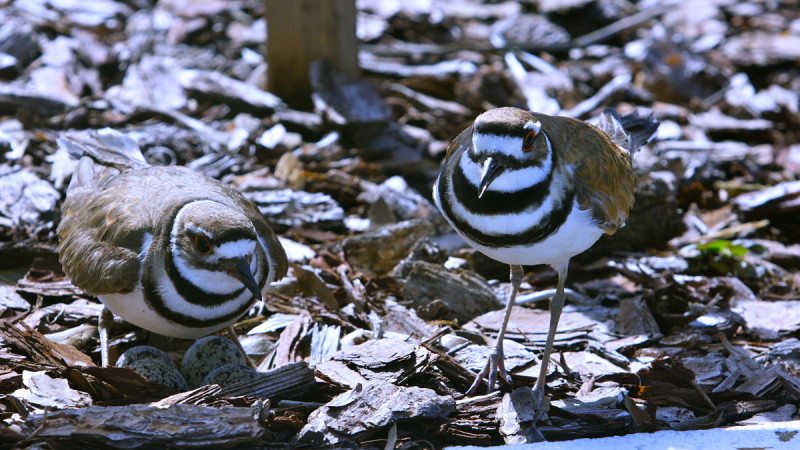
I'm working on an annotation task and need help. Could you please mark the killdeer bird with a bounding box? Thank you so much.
[433,107,658,411]
[57,129,288,366]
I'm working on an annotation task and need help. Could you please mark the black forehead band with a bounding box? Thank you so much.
[214,228,256,244]
[474,121,532,138]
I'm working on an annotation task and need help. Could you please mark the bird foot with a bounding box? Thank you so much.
[465,347,514,396]
[531,385,550,421]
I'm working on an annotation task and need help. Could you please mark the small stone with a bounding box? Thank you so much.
[339,219,434,276]
[278,236,315,262]
[399,260,501,322]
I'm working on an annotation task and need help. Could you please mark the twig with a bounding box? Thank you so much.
[718,332,762,374]
[337,265,368,309]
[17,407,49,446]
[572,4,675,47]
[690,379,716,411]
[228,326,256,368]
[563,73,632,119]
[362,40,569,58]
[421,326,452,346]
[362,3,671,59]
[514,288,589,306]
[676,220,770,245]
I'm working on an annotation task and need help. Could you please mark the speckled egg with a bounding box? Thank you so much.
[116,346,188,392]
[180,336,248,388]
[115,345,174,368]
[202,363,261,387]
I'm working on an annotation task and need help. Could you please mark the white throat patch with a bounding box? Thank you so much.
[461,133,553,193]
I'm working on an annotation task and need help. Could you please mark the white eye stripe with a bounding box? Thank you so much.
[170,204,189,246]
[205,239,257,262]
[185,223,212,238]
[524,120,541,134]
[170,203,215,246]
[472,134,524,158]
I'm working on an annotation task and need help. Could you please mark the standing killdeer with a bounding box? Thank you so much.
[57,129,288,366]
[433,107,658,412]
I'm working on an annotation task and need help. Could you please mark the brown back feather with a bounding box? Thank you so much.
[443,125,473,165]
[531,113,635,234]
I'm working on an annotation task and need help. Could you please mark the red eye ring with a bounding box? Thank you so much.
[522,131,537,152]
[194,234,213,255]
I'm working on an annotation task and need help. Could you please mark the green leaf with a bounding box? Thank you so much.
[697,240,749,259]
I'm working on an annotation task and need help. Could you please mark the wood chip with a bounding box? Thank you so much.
[157,362,314,406]
[294,381,455,446]
[13,370,91,410]
[24,403,266,447]
[0,322,93,369]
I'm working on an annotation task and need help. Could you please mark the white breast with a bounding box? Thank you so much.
[454,199,604,267]
[99,290,242,339]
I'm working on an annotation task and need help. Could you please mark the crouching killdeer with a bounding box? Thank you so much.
[57,130,288,366]
[433,107,658,414]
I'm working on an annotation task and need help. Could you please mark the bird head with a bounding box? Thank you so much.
[469,107,549,198]
[172,201,262,300]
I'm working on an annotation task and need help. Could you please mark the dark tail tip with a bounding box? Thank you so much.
[614,108,660,153]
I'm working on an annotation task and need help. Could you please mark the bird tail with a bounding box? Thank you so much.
[58,128,148,194]
[596,108,659,154]
[58,128,148,171]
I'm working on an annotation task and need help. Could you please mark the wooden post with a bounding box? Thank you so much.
[265,0,358,108]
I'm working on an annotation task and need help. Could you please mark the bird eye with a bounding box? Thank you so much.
[522,131,537,152]
[194,234,213,255]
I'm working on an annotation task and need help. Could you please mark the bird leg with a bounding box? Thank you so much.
[227,326,256,368]
[465,264,524,395]
[252,299,267,317]
[98,307,114,367]
[531,261,568,420]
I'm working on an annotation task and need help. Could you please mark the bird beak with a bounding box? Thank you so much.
[478,157,504,198]
[232,259,262,301]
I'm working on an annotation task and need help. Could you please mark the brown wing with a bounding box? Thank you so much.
[533,113,636,235]
[57,159,147,295]
[443,125,473,165]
